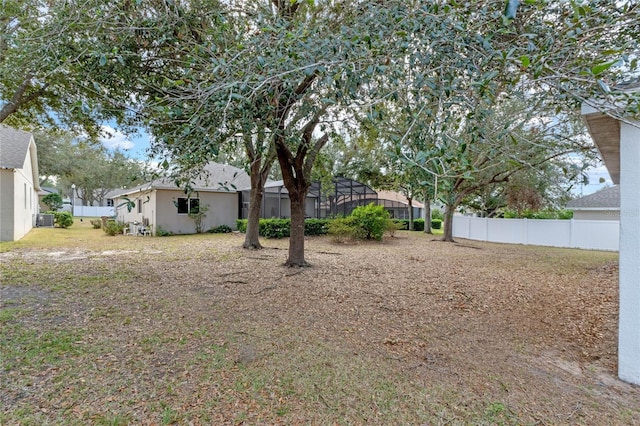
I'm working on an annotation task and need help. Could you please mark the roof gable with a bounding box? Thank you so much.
[112,162,251,197]
[566,185,619,209]
[0,125,34,169]
[0,125,40,190]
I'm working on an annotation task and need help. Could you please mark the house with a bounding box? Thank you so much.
[582,98,640,385]
[376,190,425,220]
[113,162,252,235]
[566,185,619,220]
[0,125,41,241]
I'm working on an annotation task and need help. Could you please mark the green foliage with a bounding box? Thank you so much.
[431,219,443,230]
[502,209,573,220]
[208,224,232,234]
[103,219,125,236]
[327,217,367,242]
[350,203,390,241]
[188,205,209,234]
[304,219,330,236]
[392,219,425,232]
[236,219,248,233]
[260,219,290,239]
[235,218,331,238]
[431,210,444,221]
[41,193,63,211]
[155,226,172,237]
[90,219,102,229]
[51,211,73,228]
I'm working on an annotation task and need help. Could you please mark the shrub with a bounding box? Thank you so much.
[431,219,443,229]
[385,219,404,237]
[431,209,444,221]
[188,205,209,233]
[90,219,102,229]
[155,226,172,237]
[413,219,425,231]
[260,218,290,239]
[208,224,232,233]
[42,193,63,211]
[304,219,330,236]
[558,209,574,219]
[350,203,390,240]
[103,220,125,236]
[236,219,248,233]
[391,219,424,231]
[327,217,366,242]
[52,211,73,228]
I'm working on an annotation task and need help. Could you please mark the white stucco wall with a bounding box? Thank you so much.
[155,190,239,234]
[618,120,640,385]
[572,210,620,221]
[1,147,39,241]
[0,169,15,241]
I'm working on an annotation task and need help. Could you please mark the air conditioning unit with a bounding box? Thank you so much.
[38,214,55,227]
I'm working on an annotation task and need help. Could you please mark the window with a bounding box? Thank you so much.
[106,199,114,207]
[177,197,200,214]
[137,199,142,213]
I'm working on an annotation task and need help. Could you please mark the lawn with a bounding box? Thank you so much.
[1,220,638,425]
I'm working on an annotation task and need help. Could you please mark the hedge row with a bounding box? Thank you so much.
[236,217,444,239]
[235,218,331,239]
[392,218,442,230]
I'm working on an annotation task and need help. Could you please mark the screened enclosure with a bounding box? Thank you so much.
[239,177,422,220]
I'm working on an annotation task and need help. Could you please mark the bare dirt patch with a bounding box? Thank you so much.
[1,230,637,424]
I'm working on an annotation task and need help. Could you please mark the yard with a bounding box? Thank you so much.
[1,220,638,425]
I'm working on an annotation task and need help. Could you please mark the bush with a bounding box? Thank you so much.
[52,211,73,228]
[236,219,248,233]
[350,203,390,240]
[236,218,331,238]
[42,193,63,211]
[90,219,102,229]
[260,219,290,239]
[431,209,444,221]
[208,224,232,233]
[431,219,443,229]
[155,226,172,237]
[390,219,425,231]
[103,219,125,236]
[327,217,366,242]
[304,219,330,236]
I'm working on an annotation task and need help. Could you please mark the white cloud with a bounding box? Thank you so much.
[99,125,135,150]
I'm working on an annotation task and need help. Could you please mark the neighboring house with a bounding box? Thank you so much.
[113,162,252,235]
[376,190,425,220]
[0,125,41,241]
[38,186,59,212]
[566,185,619,220]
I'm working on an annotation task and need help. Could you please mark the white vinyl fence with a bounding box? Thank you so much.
[60,205,115,217]
[452,216,619,251]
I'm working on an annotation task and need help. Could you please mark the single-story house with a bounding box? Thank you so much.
[115,162,431,235]
[112,162,252,235]
[376,190,425,220]
[566,185,619,220]
[0,125,41,241]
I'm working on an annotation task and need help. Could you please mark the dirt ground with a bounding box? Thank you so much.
[1,229,639,425]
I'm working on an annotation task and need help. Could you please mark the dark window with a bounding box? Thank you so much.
[137,199,142,213]
[189,198,200,213]
[177,197,200,214]
[106,199,114,207]
[177,198,189,214]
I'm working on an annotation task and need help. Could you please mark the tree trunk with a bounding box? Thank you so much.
[442,203,456,242]
[423,189,432,234]
[243,185,264,249]
[408,197,414,231]
[286,192,308,267]
[243,160,271,250]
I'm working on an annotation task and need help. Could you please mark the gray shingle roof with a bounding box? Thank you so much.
[566,185,619,209]
[113,162,252,197]
[0,125,34,169]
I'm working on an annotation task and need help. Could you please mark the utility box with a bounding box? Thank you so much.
[38,214,55,227]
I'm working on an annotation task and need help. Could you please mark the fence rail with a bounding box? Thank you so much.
[452,216,619,251]
[60,205,115,217]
